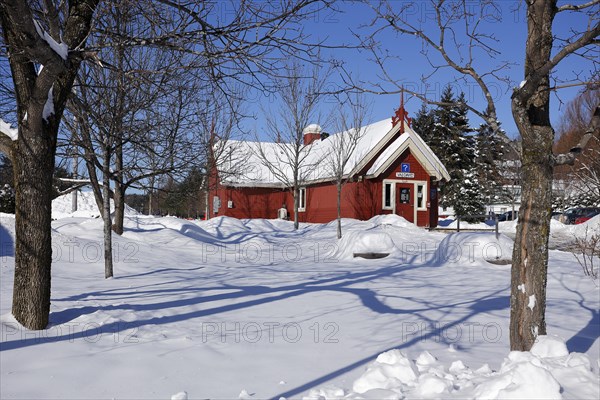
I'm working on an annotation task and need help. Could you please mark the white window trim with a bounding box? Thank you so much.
[415,182,428,211]
[298,187,306,212]
[382,180,395,210]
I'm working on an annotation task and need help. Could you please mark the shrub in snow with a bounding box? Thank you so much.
[0,183,15,214]
[571,226,599,279]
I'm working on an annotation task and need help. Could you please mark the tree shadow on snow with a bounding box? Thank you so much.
[1,254,507,357]
[0,223,14,258]
[557,275,600,354]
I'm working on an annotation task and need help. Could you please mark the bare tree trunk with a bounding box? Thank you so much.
[509,0,554,351]
[71,152,78,213]
[509,125,552,350]
[11,123,55,330]
[148,175,155,215]
[204,184,210,220]
[1,0,99,330]
[112,144,125,234]
[113,183,125,234]
[102,147,114,279]
[336,181,342,239]
[112,36,126,235]
[148,191,153,215]
[293,186,299,230]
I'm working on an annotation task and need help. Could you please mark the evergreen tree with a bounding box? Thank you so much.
[0,154,13,187]
[158,167,205,218]
[474,119,506,205]
[0,154,15,213]
[453,169,485,222]
[430,86,480,216]
[0,184,15,214]
[414,87,489,219]
[412,103,435,143]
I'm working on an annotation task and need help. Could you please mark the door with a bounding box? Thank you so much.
[396,183,414,223]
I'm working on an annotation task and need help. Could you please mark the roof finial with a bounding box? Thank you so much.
[391,86,411,133]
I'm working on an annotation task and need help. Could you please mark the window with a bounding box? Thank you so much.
[399,188,411,204]
[416,184,426,210]
[298,187,306,212]
[383,182,393,209]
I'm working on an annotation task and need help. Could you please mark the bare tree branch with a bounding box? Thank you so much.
[557,0,600,12]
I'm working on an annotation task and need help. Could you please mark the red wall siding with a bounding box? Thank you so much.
[298,180,381,223]
[214,185,289,219]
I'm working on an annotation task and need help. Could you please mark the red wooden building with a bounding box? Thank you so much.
[209,105,450,228]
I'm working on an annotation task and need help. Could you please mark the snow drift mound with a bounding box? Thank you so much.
[305,336,599,400]
[149,216,213,242]
[333,229,397,259]
[436,232,514,265]
[243,218,296,233]
[52,191,139,219]
[325,218,374,231]
[200,216,250,238]
[369,214,416,229]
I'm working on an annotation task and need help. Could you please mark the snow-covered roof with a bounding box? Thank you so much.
[217,117,450,187]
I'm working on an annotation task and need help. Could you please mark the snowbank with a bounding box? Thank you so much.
[333,229,398,259]
[499,216,600,238]
[305,336,599,400]
[201,215,251,238]
[52,191,138,219]
[368,214,416,229]
[243,218,296,233]
[436,232,514,265]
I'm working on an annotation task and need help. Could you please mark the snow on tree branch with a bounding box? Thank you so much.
[33,18,68,60]
[0,118,18,141]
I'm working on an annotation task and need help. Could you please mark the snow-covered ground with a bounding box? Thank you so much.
[0,197,598,399]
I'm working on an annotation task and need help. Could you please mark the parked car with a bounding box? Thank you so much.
[497,211,518,222]
[562,207,600,225]
[574,208,600,225]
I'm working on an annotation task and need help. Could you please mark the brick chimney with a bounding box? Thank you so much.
[303,124,322,145]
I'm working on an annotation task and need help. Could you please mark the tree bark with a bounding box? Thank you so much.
[336,181,342,239]
[11,122,56,330]
[113,183,125,234]
[293,186,299,230]
[509,0,555,351]
[102,146,114,279]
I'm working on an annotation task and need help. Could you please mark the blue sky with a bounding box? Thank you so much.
[249,1,597,139]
